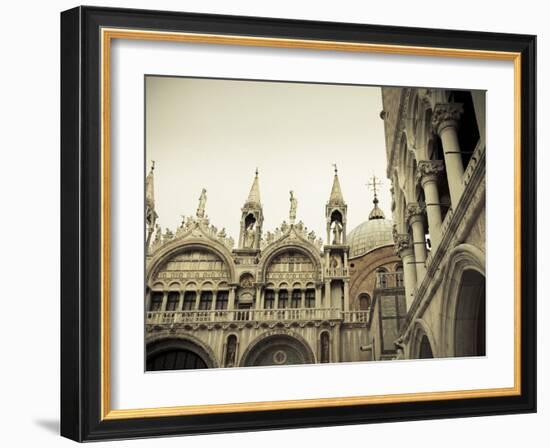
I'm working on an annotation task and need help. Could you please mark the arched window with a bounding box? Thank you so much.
[320,332,330,363]
[359,293,371,311]
[215,290,229,310]
[182,291,196,310]
[225,335,238,367]
[264,289,275,309]
[150,292,163,311]
[278,290,288,309]
[291,290,301,308]
[199,291,213,310]
[305,289,315,308]
[166,292,180,311]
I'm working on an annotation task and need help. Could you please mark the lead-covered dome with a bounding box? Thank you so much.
[348,197,394,258]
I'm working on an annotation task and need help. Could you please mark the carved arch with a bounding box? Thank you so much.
[258,243,322,284]
[439,244,486,357]
[239,330,316,366]
[146,238,237,286]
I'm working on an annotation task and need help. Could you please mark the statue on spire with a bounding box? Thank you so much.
[289,190,298,224]
[196,188,207,218]
[145,160,158,249]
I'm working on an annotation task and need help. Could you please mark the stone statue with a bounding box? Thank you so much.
[244,222,255,248]
[332,221,343,244]
[218,227,227,238]
[163,227,174,242]
[316,237,323,250]
[289,190,297,223]
[196,188,207,218]
[153,224,162,244]
[308,230,316,242]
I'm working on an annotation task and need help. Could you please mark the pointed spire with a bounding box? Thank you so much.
[245,168,261,206]
[328,163,345,205]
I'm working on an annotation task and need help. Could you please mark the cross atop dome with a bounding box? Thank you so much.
[367,174,386,220]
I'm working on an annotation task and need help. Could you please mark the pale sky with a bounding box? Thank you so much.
[145,76,392,243]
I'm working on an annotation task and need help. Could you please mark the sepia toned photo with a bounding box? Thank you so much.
[144,76,486,371]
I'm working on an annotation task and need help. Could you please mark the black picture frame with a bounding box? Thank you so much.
[61,5,536,442]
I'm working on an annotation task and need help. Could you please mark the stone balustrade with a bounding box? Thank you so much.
[325,267,349,278]
[146,308,343,325]
[341,311,369,324]
[145,308,376,325]
[374,272,405,290]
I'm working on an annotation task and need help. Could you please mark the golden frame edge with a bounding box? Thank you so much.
[100,27,522,421]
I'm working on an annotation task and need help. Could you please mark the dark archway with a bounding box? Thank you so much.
[454,270,486,357]
[146,337,218,370]
[418,335,434,359]
[146,348,207,371]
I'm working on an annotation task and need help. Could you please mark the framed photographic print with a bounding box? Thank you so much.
[60,6,537,441]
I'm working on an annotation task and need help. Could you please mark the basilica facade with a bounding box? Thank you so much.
[145,164,403,370]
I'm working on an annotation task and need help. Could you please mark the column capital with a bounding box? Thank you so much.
[432,102,463,135]
[417,160,444,187]
[394,233,412,256]
[406,202,426,225]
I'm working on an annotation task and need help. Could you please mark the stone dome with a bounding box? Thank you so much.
[348,212,394,259]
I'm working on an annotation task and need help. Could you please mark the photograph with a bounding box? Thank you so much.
[143,76,486,371]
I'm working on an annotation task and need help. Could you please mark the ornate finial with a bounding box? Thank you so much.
[332,163,338,174]
[367,174,385,220]
[151,160,155,171]
[255,167,259,177]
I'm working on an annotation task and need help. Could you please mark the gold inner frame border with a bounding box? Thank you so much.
[99,27,522,420]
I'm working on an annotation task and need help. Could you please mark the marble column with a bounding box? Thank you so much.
[228,286,236,310]
[324,279,331,308]
[301,289,306,308]
[418,160,444,249]
[255,287,262,310]
[194,290,201,310]
[395,234,417,310]
[212,290,218,310]
[160,291,168,311]
[274,289,280,309]
[432,103,465,208]
[407,203,427,283]
[343,280,350,312]
[315,284,322,309]
[178,290,185,311]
